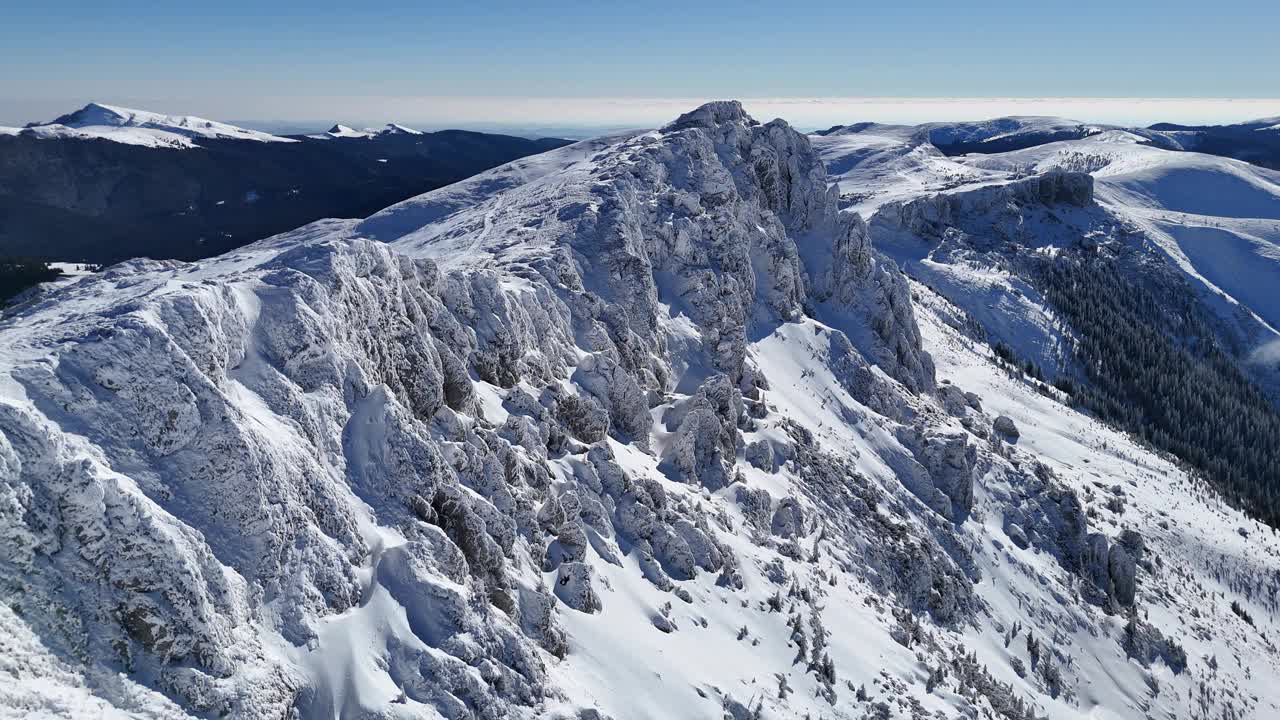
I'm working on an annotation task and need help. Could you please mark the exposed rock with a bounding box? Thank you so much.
[993,415,1020,438]
[771,497,808,539]
[894,425,978,522]
[745,439,776,472]
[874,170,1095,242]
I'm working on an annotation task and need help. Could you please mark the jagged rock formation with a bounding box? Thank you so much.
[872,170,1094,244]
[3,102,1279,720]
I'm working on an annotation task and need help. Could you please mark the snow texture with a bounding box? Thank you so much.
[3,102,1280,720]
[1,103,296,149]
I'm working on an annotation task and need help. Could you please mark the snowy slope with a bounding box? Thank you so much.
[810,117,1105,214]
[1,102,296,148]
[306,123,428,140]
[954,131,1280,344]
[308,124,374,139]
[921,116,1103,150]
[2,102,1279,720]
[817,120,1280,376]
[810,124,1008,216]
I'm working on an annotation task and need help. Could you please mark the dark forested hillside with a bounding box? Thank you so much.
[0,131,569,264]
[0,258,60,303]
[1034,251,1280,525]
[1146,121,1280,171]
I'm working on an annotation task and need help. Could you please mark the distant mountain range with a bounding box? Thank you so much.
[816,113,1280,169]
[0,103,570,263]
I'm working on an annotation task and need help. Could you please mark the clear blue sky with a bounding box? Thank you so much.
[3,0,1278,128]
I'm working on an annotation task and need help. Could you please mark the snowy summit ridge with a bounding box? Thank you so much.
[2,101,1279,720]
[2,102,297,148]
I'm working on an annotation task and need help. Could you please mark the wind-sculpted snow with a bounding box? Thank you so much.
[4,102,1280,720]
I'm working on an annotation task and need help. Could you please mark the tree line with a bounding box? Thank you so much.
[1032,251,1280,527]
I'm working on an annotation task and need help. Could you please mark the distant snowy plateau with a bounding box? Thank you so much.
[3,102,1280,720]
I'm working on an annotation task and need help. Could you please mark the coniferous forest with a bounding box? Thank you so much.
[0,258,60,303]
[1034,252,1280,527]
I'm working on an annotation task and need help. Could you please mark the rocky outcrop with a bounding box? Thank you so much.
[662,376,743,489]
[894,425,978,522]
[0,102,990,717]
[993,415,1020,439]
[1085,529,1143,610]
[872,170,1094,242]
[1002,463,1142,611]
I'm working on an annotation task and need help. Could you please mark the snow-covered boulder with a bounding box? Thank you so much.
[554,562,602,614]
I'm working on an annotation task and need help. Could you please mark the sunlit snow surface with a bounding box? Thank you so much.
[818,121,1280,356]
[0,102,297,148]
[3,106,1280,720]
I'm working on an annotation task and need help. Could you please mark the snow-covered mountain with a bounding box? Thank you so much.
[3,101,1279,720]
[2,103,297,149]
[308,124,429,140]
[0,104,570,264]
[312,124,374,140]
[816,119,1280,385]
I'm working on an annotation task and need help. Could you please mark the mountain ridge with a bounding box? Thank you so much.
[0,103,573,266]
[2,101,1279,720]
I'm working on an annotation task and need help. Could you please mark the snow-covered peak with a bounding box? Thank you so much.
[49,102,154,128]
[922,116,1102,148]
[305,122,424,140]
[1247,116,1280,132]
[661,99,759,131]
[321,123,371,138]
[1224,114,1280,130]
[378,122,423,135]
[10,102,296,148]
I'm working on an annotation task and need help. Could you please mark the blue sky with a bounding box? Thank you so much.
[3,0,1279,129]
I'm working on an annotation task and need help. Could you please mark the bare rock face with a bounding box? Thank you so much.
[873,170,1095,242]
[993,415,1020,438]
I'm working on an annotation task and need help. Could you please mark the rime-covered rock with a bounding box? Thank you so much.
[0,101,1213,720]
[771,497,808,539]
[873,170,1095,242]
[745,439,776,472]
[554,562,601,614]
[662,376,743,490]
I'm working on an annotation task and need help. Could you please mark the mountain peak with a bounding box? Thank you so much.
[662,100,758,132]
[322,123,371,138]
[50,102,145,128]
[31,102,295,147]
[379,123,423,135]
